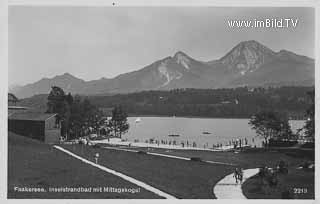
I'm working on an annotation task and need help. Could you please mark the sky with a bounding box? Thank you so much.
[9,6,315,86]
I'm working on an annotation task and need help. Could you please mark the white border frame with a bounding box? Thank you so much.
[1,1,319,204]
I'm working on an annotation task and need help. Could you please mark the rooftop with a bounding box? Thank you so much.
[8,112,57,121]
[8,106,28,110]
[8,93,19,102]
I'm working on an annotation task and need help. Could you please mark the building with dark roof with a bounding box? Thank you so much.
[8,106,28,116]
[8,93,18,106]
[8,93,29,115]
[8,112,61,144]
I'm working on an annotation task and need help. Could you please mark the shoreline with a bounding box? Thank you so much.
[127,115,306,121]
[128,114,250,119]
[90,138,252,152]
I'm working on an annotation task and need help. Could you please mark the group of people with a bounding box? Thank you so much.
[132,137,255,150]
[233,168,244,184]
[143,139,199,148]
[230,138,249,149]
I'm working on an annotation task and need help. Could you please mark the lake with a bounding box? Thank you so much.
[122,117,305,148]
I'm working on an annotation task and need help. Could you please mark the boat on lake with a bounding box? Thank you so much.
[168,134,180,137]
[202,131,212,135]
[135,117,141,123]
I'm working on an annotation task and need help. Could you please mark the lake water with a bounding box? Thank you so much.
[123,117,305,148]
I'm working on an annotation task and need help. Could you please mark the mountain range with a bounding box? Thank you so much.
[10,40,314,99]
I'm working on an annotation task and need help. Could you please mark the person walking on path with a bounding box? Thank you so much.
[238,168,244,184]
[213,168,260,199]
[233,168,239,184]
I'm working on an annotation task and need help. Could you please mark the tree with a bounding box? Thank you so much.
[303,90,315,141]
[69,95,104,138]
[47,87,103,139]
[65,93,74,106]
[47,86,70,137]
[108,105,129,138]
[47,86,67,119]
[249,110,292,146]
[69,95,83,138]
[63,93,73,137]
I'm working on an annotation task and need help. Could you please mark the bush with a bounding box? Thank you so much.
[284,149,314,159]
[268,139,298,147]
[300,142,315,149]
[277,160,288,174]
[92,144,101,148]
[258,167,266,178]
[268,175,278,187]
[190,157,202,162]
[300,161,314,170]
[281,190,292,199]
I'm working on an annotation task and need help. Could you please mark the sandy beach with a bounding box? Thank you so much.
[89,138,250,152]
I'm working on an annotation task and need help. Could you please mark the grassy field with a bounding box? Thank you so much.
[130,146,314,199]
[8,132,314,199]
[99,145,312,169]
[8,132,160,199]
[242,168,314,199]
[61,144,235,198]
[60,144,314,199]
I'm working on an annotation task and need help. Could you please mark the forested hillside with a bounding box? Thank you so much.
[88,87,313,119]
[17,86,313,119]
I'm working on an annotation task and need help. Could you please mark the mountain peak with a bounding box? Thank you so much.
[239,40,260,46]
[278,49,296,55]
[220,40,276,75]
[54,72,80,80]
[235,40,275,54]
[277,49,295,57]
[61,72,75,78]
[173,51,192,70]
[100,77,109,80]
[63,72,72,76]
[11,41,314,99]
[174,51,188,57]
[276,49,314,64]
